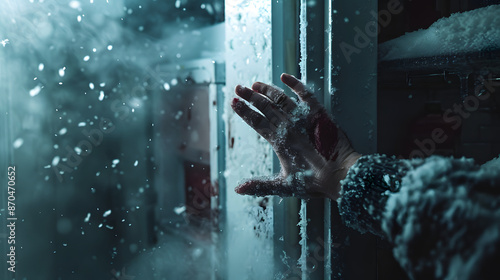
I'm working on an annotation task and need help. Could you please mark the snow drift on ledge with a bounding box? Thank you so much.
[379,4,500,61]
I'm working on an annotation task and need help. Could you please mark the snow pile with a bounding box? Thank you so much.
[379,5,500,61]
[482,154,500,170]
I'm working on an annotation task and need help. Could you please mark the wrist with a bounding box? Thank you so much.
[342,152,362,171]
[326,151,362,200]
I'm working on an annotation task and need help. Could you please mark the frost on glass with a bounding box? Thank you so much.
[299,0,308,83]
[297,1,310,277]
[225,0,274,278]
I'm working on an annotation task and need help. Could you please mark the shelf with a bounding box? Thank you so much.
[378,49,500,74]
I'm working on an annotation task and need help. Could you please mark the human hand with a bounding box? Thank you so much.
[231,73,361,200]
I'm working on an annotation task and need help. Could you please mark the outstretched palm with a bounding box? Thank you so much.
[231,73,360,200]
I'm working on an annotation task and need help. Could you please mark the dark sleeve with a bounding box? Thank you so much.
[337,154,500,279]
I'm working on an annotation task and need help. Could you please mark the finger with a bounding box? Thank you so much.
[251,82,297,113]
[281,73,319,107]
[235,86,287,126]
[235,177,299,197]
[231,98,274,139]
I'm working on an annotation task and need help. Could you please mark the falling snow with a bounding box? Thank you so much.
[12,138,24,149]
[52,156,60,166]
[29,85,42,96]
[174,205,186,215]
[58,67,66,77]
[74,146,82,154]
[103,210,112,217]
[69,1,81,9]
[163,82,170,91]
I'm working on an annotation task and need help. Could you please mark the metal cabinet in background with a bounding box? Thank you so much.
[152,59,226,280]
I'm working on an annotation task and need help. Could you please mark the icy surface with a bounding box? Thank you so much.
[297,2,309,278]
[298,199,308,277]
[225,0,274,279]
[299,0,308,83]
[380,5,500,60]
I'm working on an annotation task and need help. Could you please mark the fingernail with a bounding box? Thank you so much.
[235,85,243,93]
[281,73,299,86]
[251,82,262,91]
[281,73,291,82]
[232,98,240,106]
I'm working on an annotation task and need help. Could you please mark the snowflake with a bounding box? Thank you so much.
[110,267,135,280]
[1,39,9,47]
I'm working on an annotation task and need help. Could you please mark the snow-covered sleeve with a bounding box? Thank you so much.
[337,154,500,279]
[337,154,414,236]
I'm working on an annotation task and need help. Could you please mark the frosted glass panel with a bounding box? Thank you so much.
[224,0,275,278]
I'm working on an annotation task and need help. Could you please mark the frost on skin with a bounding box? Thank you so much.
[338,154,500,279]
[236,175,306,198]
[232,73,360,200]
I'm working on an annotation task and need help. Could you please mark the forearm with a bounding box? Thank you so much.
[337,154,500,279]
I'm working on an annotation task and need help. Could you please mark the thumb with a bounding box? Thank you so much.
[235,177,300,197]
